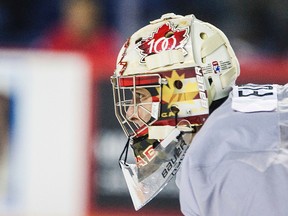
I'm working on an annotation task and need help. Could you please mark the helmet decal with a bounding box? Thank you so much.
[118,38,130,75]
[212,61,221,74]
[160,70,199,108]
[136,22,190,63]
[156,68,208,120]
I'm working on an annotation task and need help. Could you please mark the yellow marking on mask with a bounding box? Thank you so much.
[159,70,200,107]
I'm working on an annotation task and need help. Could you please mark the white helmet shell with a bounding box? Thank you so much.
[114,13,240,102]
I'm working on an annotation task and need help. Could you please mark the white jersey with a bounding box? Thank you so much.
[176,84,288,216]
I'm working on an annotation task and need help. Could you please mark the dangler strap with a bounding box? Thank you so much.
[118,137,130,167]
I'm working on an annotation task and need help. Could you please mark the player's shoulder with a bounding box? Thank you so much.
[185,83,285,166]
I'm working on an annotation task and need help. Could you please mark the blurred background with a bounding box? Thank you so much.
[0,0,287,216]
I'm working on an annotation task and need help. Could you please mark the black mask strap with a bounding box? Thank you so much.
[118,137,130,167]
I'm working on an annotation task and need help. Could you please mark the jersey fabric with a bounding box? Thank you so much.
[176,84,288,216]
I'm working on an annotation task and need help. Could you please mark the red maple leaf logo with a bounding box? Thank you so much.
[137,22,189,63]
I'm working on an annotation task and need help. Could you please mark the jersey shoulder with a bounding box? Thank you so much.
[186,84,282,166]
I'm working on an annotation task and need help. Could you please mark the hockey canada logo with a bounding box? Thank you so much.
[136,22,190,63]
[212,61,220,74]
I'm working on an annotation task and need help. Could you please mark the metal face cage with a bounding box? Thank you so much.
[111,74,162,138]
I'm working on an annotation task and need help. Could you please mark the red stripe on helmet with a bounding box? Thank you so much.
[119,75,160,87]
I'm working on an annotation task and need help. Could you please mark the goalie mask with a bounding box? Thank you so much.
[111,13,240,210]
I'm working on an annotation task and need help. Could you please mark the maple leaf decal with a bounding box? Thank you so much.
[136,22,189,63]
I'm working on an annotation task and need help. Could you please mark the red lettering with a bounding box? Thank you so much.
[143,145,156,161]
[136,156,147,167]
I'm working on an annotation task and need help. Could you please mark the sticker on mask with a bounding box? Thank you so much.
[136,22,190,63]
[232,84,277,112]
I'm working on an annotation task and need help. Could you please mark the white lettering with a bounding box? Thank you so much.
[195,67,208,108]
[147,36,177,54]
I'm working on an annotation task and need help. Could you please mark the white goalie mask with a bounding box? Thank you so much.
[111,13,240,210]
